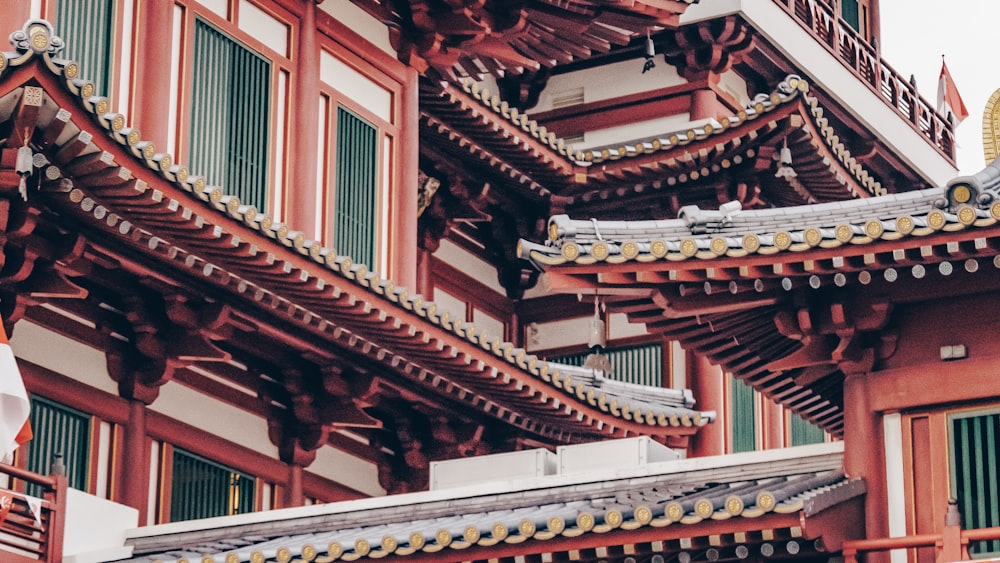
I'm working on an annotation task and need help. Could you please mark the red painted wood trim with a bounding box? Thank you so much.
[314,9,408,83]
[390,66,420,288]
[530,83,704,136]
[19,360,130,424]
[429,256,513,321]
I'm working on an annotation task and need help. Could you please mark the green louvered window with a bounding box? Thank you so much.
[790,412,826,446]
[550,342,662,387]
[170,449,255,522]
[841,0,860,31]
[950,410,1000,556]
[57,0,114,96]
[333,106,378,269]
[730,375,757,453]
[27,396,90,492]
[190,19,271,211]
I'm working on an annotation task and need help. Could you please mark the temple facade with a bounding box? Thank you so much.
[0,0,995,562]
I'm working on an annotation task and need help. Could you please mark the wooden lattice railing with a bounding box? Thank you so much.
[771,0,956,163]
[0,463,66,563]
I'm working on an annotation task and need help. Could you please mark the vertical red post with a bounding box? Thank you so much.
[688,351,725,457]
[132,0,173,150]
[762,398,785,449]
[844,371,889,545]
[285,463,304,508]
[121,399,149,525]
[390,67,420,290]
[287,0,320,237]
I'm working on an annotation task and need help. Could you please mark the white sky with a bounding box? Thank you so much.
[879,1,995,177]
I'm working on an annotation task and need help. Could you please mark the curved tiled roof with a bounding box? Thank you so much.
[518,187,956,266]
[122,444,860,563]
[422,74,889,214]
[516,131,1000,436]
[0,19,712,441]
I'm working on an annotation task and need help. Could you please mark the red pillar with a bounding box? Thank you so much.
[689,89,719,121]
[390,67,420,290]
[688,351,725,457]
[132,0,173,150]
[285,463,304,507]
[762,398,784,449]
[286,0,320,237]
[843,371,888,542]
[121,399,150,525]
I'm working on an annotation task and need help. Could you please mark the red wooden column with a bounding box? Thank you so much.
[688,351,725,457]
[132,0,173,150]
[689,89,719,121]
[390,67,420,290]
[121,399,149,522]
[286,0,320,237]
[762,397,784,449]
[844,371,889,545]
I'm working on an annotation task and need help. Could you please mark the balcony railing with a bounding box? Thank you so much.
[0,463,67,563]
[771,0,956,163]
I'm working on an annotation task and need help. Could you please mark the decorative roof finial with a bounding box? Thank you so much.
[9,19,64,57]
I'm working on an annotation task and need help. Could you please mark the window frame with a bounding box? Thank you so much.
[317,39,401,274]
[948,407,1000,557]
[175,0,294,215]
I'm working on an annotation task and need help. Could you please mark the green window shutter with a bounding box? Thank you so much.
[56,0,115,96]
[170,449,255,522]
[730,375,756,453]
[334,106,378,269]
[841,0,860,31]
[550,343,663,387]
[790,412,825,446]
[27,396,90,492]
[951,412,1000,556]
[190,19,271,212]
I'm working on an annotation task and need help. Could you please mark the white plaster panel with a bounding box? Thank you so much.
[532,58,685,114]
[9,320,118,396]
[238,0,288,57]
[310,445,385,497]
[319,0,394,56]
[883,412,908,563]
[608,313,648,340]
[433,240,505,294]
[200,0,228,19]
[432,287,466,323]
[472,309,505,341]
[576,114,693,150]
[272,69,287,218]
[526,317,589,352]
[670,341,686,390]
[63,488,138,562]
[320,51,392,123]
[118,0,135,113]
[148,380,278,459]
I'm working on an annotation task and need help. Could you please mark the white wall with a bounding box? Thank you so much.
[63,488,138,563]
[319,0,394,56]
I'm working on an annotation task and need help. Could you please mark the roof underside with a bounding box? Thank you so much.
[0,19,713,468]
[518,164,1000,434]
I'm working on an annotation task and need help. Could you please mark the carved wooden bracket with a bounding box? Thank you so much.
[661,16,753,80]
[772,296,896,376]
